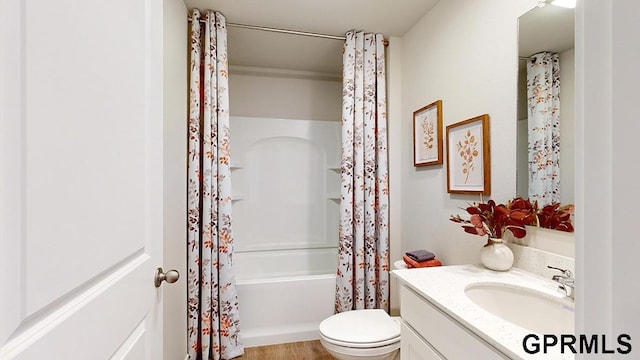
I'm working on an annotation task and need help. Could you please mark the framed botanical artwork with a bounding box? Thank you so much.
[413,100,443,167]
[446,114,491,194]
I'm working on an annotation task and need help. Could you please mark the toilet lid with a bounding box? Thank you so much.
[319,309,400,345]
[393,260,408,270]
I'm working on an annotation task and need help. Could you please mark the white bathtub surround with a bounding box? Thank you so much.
[229,117,341,347]
[237,274,336,347]
[336,30,390,313]
[234,248,338,281]
[187,10,243,359]
[229,117,340,255]
[393,265,575,360]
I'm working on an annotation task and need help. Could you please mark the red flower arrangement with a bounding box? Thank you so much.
[450,197,574,243]
[450,198,536,242]
[534,202,575,232]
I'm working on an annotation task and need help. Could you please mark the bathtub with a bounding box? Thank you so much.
[235,249,337,347]
[230,116,340,347]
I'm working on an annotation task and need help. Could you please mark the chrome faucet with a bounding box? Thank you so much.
[547,266,575,299]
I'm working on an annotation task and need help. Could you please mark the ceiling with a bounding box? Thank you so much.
[184,0,440,75]
[182,2,574,75]
[518,5,575,58]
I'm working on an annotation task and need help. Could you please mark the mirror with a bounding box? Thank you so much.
[516,5,575,206]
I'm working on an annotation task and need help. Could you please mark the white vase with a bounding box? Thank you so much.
[479,238,514,271]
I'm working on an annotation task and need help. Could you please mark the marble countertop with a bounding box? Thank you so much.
[392,264,575,360]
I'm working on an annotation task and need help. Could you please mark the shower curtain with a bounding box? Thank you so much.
[335,30,390,313]
[527,52,560,206]
[187,9,243,360]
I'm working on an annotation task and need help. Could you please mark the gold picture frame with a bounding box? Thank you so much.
[413,100,443,167]
[446,114,491,194]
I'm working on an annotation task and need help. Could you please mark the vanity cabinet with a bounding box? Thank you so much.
[399,284,509,360]
[400,322,444,360]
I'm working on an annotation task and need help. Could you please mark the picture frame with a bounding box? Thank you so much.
[413,100,443,167]
[446,114,491,195]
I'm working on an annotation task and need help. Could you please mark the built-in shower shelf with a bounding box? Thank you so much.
[232,194,246,201]
[327,194,341,203]
[327,166,341,173]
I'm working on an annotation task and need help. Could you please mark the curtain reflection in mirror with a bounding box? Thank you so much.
[527,52,560,206]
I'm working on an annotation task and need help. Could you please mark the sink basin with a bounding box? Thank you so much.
[465,282,574,334]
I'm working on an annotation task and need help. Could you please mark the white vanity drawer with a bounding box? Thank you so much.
[401,322,444,360]
[400,285,509,360]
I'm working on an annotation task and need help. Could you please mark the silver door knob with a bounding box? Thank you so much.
[155,267,180,288]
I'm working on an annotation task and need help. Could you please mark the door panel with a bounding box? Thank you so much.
[24,0,149,314]
[0,0,163,358]
[0,0,23,347]
[2,255,151,359]
[112,324,147,360]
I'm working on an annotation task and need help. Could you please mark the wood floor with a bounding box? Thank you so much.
[239,340,334,360]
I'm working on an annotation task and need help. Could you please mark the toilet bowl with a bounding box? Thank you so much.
[319,309,400,360]
[320,261,405,359]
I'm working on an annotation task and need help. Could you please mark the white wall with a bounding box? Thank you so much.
[163,0,188,358]
[229,67,342,121]
[576,0,640,353]
[398,0,537,265]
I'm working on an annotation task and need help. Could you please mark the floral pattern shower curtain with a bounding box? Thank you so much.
[187,9,243,360]
[527,52,560,206]
[335,31,390,313]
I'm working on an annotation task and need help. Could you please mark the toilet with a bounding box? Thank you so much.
[319,260,405,360]
[319,309,400,360]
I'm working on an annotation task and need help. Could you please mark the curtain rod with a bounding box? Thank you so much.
[188,17,389,47]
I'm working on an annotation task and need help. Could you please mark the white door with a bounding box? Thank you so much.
[0,0,165,359]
